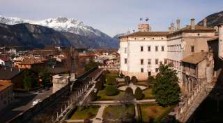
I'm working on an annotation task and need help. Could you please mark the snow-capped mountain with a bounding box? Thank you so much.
[0,16,118,49]
[0,16,102,36]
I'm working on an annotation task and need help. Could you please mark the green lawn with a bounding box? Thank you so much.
[103,105,135,120]
[70,106,100,120]
[143,88,154,99]
[97,89,124,100]
[140,104,172,123]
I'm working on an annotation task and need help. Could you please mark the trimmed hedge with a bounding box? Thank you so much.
[105,85,119,96]
[125,87,133,96]
[135,87,144,100]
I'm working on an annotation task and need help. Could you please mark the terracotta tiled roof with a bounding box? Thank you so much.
[0,66,22,80]
[120,25,215,39]
[0,81,12,92]
[120,31,169,38]
[19,57,47,65]
[182,52,208,64]
[168,25,215,37]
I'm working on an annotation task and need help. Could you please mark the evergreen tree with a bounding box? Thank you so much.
[23,70,32,91]
[125,87,133,96]
[84,58,100,71]
[135,87,144,100]
[131,76,138,84]
[124,76,131,85]
[39,68,51,88]
[105,85,119,96]
[152,64,180,106]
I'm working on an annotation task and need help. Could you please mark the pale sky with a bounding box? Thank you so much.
[0,0,223,36]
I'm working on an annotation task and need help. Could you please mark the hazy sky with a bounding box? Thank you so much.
[0,0,223,36]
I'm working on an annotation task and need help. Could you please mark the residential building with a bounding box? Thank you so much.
[119,23,168,80]
[13,56,47,69]
[0,66,24,90]
[167,19,215,84]
[119,18,216,85]
[0,81,13,111]
[181,51,214,94]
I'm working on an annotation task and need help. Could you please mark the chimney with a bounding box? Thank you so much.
[168,23,175,33]
[138,24,150,32]
[168,27,172,32]
[170,22,175,32]
[191,18,195,30]
[203,18,207,27]
[176,19,180,30]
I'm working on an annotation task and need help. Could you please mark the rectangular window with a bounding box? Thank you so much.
[140,46,143,52]
[124,58,127,64]
[191,46,194,52]
[155,59,159,64]
[155,46,158,51]
[148,59,151,65]
[155,68,159,72]
[140,59,144,65]
[164,59,167,64]
[162,46,164,51]
[148,72,151,76]
[141,68,144,73]
[148,46,151,51]
[160,61,163,65]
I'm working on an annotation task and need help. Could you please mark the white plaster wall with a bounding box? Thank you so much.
[128,40,167,75]
[119,41,128,72]
[167,38,183,82]
[219,25,223,59]
[119,36,167,80]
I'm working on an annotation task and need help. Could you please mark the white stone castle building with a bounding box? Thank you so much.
[119,18,217,88]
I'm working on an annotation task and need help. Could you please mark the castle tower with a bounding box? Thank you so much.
[138,23,150,32]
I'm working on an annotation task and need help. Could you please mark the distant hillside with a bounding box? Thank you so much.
[198,11,223,27]
[0,16,119,49]
[0,23,116,49]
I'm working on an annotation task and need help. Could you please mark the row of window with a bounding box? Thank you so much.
[124,44,194,53]
[167,45,195,52]
[140,46,165,52]
[140,68,159,73]
[132,37,165,40]
[125,45,195,53]
[124,58,167,65]
[167,44,181,52]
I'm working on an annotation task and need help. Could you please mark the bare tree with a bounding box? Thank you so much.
[117,93,135,106]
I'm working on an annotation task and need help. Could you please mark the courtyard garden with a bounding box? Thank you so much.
[103,105,135,122]
[95,71,155,101]
[70,106,100,120]
[140,104,173,123]
[68,65,179,122]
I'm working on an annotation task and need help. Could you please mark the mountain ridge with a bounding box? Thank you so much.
[198,11,223,27]
[0,16,118,49]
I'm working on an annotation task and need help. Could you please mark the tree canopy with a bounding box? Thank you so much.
[105,85,119,96]
[152,64,180,106]
[135,87,144,100]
